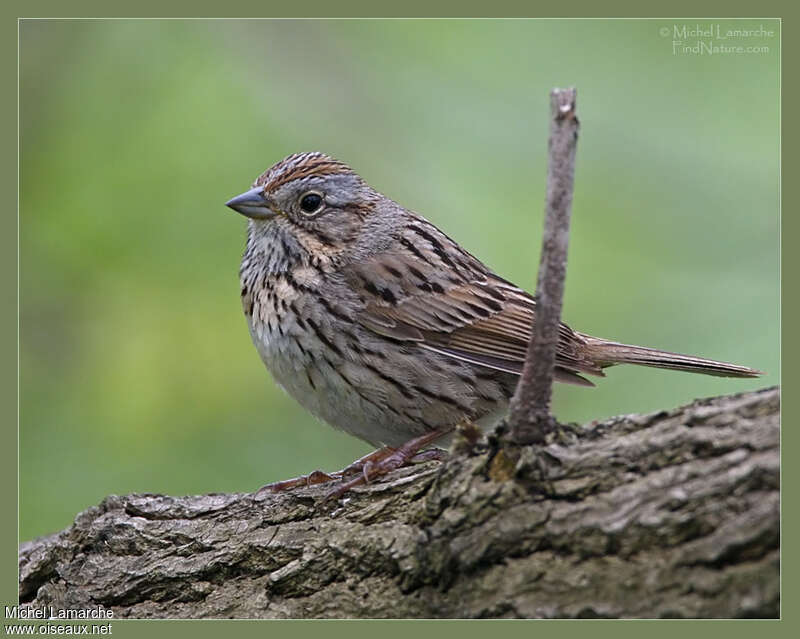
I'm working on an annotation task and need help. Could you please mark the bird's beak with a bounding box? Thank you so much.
[225,187,276,220]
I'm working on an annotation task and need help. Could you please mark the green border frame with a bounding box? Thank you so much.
[3,2,790,637]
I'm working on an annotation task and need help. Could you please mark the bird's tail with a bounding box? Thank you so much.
[581,335,762,378]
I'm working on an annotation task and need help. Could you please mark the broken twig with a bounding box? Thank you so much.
[507,87,579,444]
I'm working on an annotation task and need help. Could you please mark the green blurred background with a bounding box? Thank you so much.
[19,19,779,541]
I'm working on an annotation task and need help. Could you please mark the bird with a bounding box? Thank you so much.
[226,151,761,495]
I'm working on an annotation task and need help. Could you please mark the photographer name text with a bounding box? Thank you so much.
[5,606,112,621]
[671,24,774,40]
[660,23,776,56]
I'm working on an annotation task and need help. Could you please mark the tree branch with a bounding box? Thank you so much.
[508,87,580,444]
[19,387,779,619]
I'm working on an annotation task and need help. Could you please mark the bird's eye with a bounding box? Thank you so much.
[299,192,323,214]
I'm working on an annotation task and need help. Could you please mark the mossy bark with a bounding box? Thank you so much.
[19,387,779,618]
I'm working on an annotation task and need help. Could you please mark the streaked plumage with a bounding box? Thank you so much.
[229,152,760,449]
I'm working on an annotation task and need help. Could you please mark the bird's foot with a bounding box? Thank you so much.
[257,446,401,494]
[257,431,450,499]
[258,469,344,493]
[324,429,450,501]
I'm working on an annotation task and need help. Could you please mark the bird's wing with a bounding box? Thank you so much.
[345,221,604,386]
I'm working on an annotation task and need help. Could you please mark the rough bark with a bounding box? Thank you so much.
[19,387,779,619]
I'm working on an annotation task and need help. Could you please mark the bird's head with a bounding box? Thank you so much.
[226,152,378,256]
